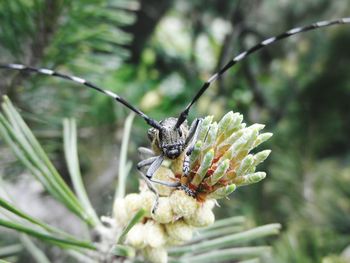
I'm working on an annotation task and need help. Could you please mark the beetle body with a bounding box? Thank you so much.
[148,117,189,159]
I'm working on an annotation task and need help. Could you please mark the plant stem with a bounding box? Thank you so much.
[115,113,135,199]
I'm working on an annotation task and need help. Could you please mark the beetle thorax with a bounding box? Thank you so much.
[148,117,189,159]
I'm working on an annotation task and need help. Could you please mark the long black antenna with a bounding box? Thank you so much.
[176,17,350,128]
[0,64,162,129]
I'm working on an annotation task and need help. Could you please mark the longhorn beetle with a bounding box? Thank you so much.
[1,18,350,205]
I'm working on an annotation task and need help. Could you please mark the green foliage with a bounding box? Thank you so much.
[0,0,138,129]
[169,222,281,261]
[0,97,98,226]
[1,0,350,262]
[0,244,22,259]
[0,97,280,262]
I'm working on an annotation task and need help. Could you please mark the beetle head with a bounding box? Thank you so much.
[148,117,188,159]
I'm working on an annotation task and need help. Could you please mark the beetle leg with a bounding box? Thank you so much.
[138,147,155,159]
[183,118,202,176]
[137,156,158,170]
[184,118,202,147]
[144,155,163,179]
[182,154,191,177]
[137,155,180,187]
[149,178,181,188]
[137,170,160,213]
[137,155,180,213]
[144,155,180,186]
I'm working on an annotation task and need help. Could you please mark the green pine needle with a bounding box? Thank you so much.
[0,219,96,250]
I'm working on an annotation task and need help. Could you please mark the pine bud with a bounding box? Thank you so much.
[220,129,244,147]
[217,111,235,135]
[242,127,259,151]
[249,123,265,132]
[233,172,266,185]
[189,140,203,168]
[144,221,166,248]
[152,197,174,224]
[202,122,218,150]
[225,113,243,135]
[197,116,214,142]
[207,184,237,199]
[124,193,143,215]
[126,223,146,249]
[153,167,176,196]
[236,154,254,177]
[221,131,249,161]
[113,198,128,226]
[206,159,230,186]
[253,150,271,166]
[185,205,215,227]
[170,190,198,218]
[254,132,273,147]
[191,149,214,187]
[165,220,193,242]
[140,191,156,217]
[203,199,217,210]
[143,246,168,263]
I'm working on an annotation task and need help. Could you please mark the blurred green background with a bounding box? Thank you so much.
[0,0,350,262]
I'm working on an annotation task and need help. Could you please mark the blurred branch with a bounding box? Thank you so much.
[215,0,243,95]
[239,28,303,123]
[212,0,308,123]
[1,0,64,98]
[125,0,174,64]
[30,0,64,65]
